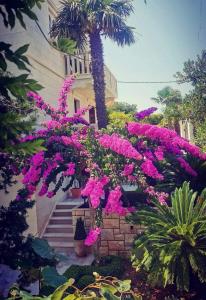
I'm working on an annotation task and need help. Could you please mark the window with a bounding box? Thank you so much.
[89,107,96,124]
[74,99,80,113]
[64,55,68,75]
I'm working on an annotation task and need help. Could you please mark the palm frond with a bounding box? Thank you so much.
[103,22,135,46]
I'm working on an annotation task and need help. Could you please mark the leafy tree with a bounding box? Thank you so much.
[130,182,206,292]
[108,101,137,115]
[176,50,206,149]
[51,0,135,129]
[152,86,183,131]
[108,110,134,131]
[0,1,44,190]
[142,113,164,125]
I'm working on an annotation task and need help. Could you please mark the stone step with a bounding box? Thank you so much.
[53,209,72,217]
[45,224,73,233]
[43,233,74,243]
[49,216,73,225]
[55,203,76,210]
[48,241,74,254]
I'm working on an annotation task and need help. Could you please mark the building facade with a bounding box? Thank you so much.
[0,0,118,237]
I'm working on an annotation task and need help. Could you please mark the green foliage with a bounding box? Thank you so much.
[63,256,125,290]
[0,198,34,268]
[0,0,44,190]
[0,0,44,29]
[8,274,142,300]
[74,218,87,240]
[108,111,134,131]
[152,86,183,130]
[42,267,67,289]
[131,182,206,292]
[194,119,206,151]
[108,102,137,115]
[175,50,206,143]
[75,275,94,290]
[52,38,77,55]
[143,113,164,125]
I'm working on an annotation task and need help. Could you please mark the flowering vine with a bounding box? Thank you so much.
[13,76,206,246]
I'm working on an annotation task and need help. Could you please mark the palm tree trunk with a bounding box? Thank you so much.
[89,32,107,129]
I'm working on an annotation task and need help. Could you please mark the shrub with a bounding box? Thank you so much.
[76,275,95,289]
[63,255,125,289]
[74,218,87,240]
[131,182,206,292]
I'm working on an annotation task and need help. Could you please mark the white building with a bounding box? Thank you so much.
[0,0,118,240]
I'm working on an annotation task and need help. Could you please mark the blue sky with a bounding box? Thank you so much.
[103,0,206,110]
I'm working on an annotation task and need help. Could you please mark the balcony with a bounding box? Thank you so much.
[65,53,118,101]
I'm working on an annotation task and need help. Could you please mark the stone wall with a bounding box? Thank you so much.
[72,208,144,257]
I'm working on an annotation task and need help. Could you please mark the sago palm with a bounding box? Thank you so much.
[131,182,206,292]
[51,0,135,129]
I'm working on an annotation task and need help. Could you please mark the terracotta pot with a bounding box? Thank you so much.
[74,240,86,257]
[70,188,81,199]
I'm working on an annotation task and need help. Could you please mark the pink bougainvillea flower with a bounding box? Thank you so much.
[47,191,55,198]
[64,162,75,176]
[154,146,164,161]
[122,163,134,176]
[38,183,48,196]
[85,227,101,246]
[177,157,197,177]
[98,133,142,160]
[141,159,164,180]
[134,107,157,120]
[104,186,133,216]
[81,176,109,208]
[145,186,169,205]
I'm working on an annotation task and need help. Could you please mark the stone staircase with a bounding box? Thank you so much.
[42,202,77,254]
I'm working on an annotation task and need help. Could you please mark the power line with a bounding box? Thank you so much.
[35,20,183,86]
[117,80,180,84]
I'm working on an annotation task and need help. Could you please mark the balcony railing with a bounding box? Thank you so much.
[65,53,117,98]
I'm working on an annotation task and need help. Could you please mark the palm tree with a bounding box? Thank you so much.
[51,0,135,129]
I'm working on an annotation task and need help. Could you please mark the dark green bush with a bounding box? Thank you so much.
[63,265,83,281]
[63,255,125,289]
[76,275,95,289]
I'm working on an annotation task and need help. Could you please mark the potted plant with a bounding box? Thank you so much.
[74,218,87,257]
[70,178,81,199]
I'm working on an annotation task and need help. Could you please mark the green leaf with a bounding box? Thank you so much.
[100,283,117,295]
[116,279,131,293]
[0,52,7,71]
[51,278,75,300]
[32,237,55,259]
[100,289,119,300]
[63,295,76,300]
[15,44,29,55]
[42,266,67,289]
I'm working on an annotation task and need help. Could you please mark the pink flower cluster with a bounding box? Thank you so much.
[105,186,135,216]
[64,162,75,176]
[58,76,75,114]
[154,146,164,161]
[177,157,197,177]
[127,122,206,160]
[141,159,164,180]
[27,91,59,119]
[134,107,157,120]
[98,133,142,160]
[81,176,110,208]
[22,151,45,195]
[74,106,91,117]
[122,163,134,176]
[145,186,169,205]
[85,227,101,246]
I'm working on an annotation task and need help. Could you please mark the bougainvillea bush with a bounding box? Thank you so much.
[12,76,206,246]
